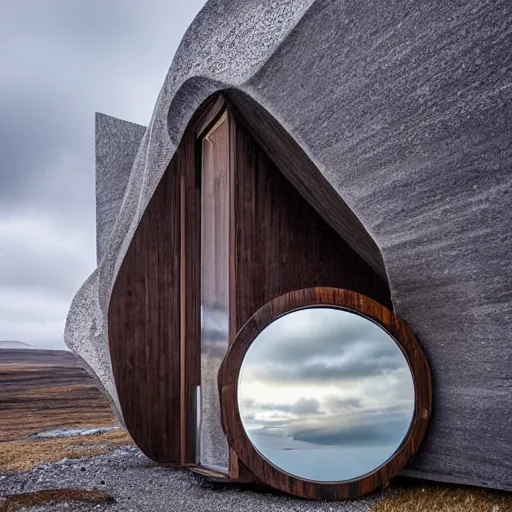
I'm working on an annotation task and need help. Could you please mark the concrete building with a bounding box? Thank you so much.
[66,0,512,499]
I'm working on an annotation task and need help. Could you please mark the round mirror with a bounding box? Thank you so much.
[237,307,415,483]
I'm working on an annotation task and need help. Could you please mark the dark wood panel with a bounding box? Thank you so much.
[107,92,393,478]
[226,89,387,282]
[219,287,432,500]
[225,104,392,484]
[231,111,392,334]
[179,123,202,465]
[107,95,224,466]
[108,158,181,463]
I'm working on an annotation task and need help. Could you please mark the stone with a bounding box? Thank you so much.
[95,113,146,264]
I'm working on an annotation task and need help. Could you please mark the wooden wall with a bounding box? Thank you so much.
[231,112,392,332]
[227,109,392,482]
[108,157,182,463]
[107,94,391,470]
[226,89,387,282]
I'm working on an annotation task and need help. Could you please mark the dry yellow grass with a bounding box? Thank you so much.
[0,428,133,472]
[371,483,512,512]
[0,489,115,512]
[0,349,133,476]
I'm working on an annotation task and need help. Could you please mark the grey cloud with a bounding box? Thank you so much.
[323,395,363,411]
[0,223,94,296]
[0,0,208,221]
[0,0,208,348]
[254,354,406,385]
[245,307,408,386]
[244,401,414,452]
[0,95,81,202]
[290,397,321,415]
[240,398,255,409]
[260,309,379,365]
[243,398,413,437]
[242,396,322,417]
[265,397,322,415]
[0,1,206,220]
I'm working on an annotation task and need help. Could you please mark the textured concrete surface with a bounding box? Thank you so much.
[65,0,512,491]
[0,447,375,511]
[200,353,229,472]
[95,114,146,264]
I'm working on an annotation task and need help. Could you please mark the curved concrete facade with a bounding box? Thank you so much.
[65,0,512,491]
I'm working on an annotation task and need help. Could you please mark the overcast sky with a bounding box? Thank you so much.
[0,1,207,349]
[238,308,414,482]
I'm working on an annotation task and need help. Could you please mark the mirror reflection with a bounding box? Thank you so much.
[238,307,415,482]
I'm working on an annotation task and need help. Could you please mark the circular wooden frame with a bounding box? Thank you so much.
[218,287,432,500]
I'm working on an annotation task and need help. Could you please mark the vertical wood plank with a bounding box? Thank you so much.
[179,130,201,465]
[226,106,392,483]
[108,158,181,463]
[231,112,392,334]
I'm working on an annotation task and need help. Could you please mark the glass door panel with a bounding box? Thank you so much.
[199,111,230,471]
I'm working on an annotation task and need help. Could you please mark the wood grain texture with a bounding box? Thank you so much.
[107,96,223,465]
[230,110,392,334]
[196,95,227,139]
[179,122,202,465]
[218,287,432,500]
[108,157,181,463]
[225,89,387,282]
[201,113,230,313]
[107,92,394,474]
[226,106,392,483]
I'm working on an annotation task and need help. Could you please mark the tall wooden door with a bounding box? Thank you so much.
[199,111,231,471]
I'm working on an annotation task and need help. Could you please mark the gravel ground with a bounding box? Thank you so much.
[0,446,378,511]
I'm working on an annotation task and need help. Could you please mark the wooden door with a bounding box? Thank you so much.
[199,111,231,471]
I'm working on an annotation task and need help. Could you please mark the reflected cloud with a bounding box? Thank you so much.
[242,308,407,387]
[238,307,415,482]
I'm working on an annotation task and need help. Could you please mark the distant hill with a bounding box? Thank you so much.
[0,348,116,442]
[0,341,36,350]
